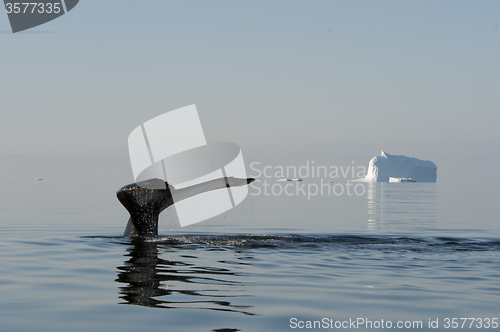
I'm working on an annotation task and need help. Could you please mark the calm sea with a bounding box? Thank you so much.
[1,156,499,331]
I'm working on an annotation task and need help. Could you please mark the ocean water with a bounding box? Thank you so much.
[1,159,500,331]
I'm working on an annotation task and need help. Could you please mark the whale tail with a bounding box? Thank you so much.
[117,177,255,237]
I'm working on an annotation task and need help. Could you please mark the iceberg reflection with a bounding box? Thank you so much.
[367,182,437,231]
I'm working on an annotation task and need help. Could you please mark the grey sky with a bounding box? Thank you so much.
[1,1,499,171]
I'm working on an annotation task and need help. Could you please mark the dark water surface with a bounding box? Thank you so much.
[1,175,500,331]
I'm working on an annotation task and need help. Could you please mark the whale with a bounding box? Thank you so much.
[117,177,254,237]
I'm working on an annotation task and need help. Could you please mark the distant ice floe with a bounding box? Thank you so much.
[356,151,437,182]
[35,178,42,181]
[276,178,303,182]
[389,177,416,183]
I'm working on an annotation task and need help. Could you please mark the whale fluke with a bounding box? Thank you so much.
[117,177,255,237]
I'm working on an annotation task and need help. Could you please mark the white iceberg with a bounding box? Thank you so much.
[362,151,437,182]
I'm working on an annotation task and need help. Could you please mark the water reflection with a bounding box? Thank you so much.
[115,238,255,315]
[367,182,437,231]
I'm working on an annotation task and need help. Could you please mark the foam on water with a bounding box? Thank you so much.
[107,234,500,252]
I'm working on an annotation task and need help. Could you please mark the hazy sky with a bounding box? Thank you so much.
[1,1,499,169]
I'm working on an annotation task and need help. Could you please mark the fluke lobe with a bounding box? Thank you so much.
[116,177,254,237]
